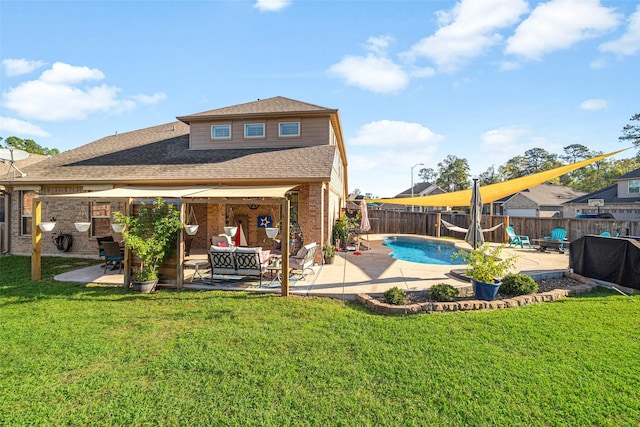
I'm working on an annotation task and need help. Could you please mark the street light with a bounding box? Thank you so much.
[411,163,424,212]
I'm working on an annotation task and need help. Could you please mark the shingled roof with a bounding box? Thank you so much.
[11,121,337,185]
[177,96,337,122]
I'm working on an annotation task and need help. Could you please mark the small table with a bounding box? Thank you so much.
[184,259,210,283]
[266,255,283,287]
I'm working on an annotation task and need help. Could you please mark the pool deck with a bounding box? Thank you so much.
[55,234,571,300]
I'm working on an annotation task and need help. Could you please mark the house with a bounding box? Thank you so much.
[378,182,446,212]
[0,152,47,252]
[491,183,586,218]
[0,96,349,287]
[563,168,640,220]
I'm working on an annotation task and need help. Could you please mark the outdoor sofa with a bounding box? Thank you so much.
[209,244,271,286]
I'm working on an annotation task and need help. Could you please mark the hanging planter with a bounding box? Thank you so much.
[73,203,91,232]
[74,222,91,232]
[39,221,56,232]
[265,227,279,238]
[111,223,126,233]
[184,205,199,236]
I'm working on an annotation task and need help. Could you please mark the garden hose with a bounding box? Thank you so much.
[53,233,73,252]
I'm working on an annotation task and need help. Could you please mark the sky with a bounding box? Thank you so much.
[1,0,639,198]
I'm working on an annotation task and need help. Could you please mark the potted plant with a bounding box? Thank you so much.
[113,198,184,292]
[323,242,335,264]
[453,244,518,301]
[332,214,350,250]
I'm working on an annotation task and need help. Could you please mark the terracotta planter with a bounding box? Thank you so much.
[131,279,158,293]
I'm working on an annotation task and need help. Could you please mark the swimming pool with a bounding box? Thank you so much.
[383,236,465,265]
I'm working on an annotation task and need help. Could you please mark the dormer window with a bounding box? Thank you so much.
[211,125,231,139]
[279,122,300,137]
[630,180,640,194]
[245,123,265,138]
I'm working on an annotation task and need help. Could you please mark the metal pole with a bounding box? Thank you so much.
[410,163,423,213]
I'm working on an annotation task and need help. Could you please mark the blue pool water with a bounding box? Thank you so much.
[383,236,465,265]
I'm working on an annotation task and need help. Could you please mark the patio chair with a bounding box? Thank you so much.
[541,228,568,252]
[96,235,115,258]
[505,226,531,248]
[289,242,317,280]
[102,241,123,274]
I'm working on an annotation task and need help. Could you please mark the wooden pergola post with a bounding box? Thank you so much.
[123,198,133,288]
[280,198,290,297]
[435,212,441,238]
[31,198,42,281]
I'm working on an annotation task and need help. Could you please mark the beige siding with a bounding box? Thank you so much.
[189,116,331,150]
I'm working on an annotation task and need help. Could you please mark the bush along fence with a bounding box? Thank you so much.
[365,210,640,244]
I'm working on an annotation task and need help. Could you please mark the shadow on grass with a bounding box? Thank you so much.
[0,255,277,305]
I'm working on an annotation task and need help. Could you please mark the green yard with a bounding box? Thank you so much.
[1,255,639,426]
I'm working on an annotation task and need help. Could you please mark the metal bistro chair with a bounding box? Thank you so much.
[102,241,124,274]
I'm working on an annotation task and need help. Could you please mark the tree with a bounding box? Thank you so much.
[1,136,60,156]
[619,113,640,156]
[498,155,528,180]
[479,165,501,185]
[562,144,591,164]
[418,167,437,183]
[436,155,470,191]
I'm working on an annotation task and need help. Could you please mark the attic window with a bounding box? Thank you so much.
[245,123,264,138]
[630,180,640,194]
[211,125,231,139]
[279,122,300,137]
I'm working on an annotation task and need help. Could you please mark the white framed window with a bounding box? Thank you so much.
[244,123,265,138]
[630,180,640,194]
[279,122,300,137]
[211,125,231,139]
[91,201,111,237]
[20,191,36,235]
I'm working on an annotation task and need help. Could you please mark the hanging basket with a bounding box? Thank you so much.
[185,224,199,235]
[111,223,126,233]
[184,205,199,236]
[265,227,279,238]
[39,221,56,232]
[74,222,91,232]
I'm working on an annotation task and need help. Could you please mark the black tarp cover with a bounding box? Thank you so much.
[570,235,640,290]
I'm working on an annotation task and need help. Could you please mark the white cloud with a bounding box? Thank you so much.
[590,58,608,69]
[499,60,522,71]
[580,99,608,111]
[0,116,51,138]
[349,120,444,147]
[2,62,164,122]
[328,55,408,93]
[481,125,531,147]
[506,0,621,60]
[254,0,290,12]
[600,5,640,56]
[2,58,46,76]
[131,92,167,104]
[402,0,529,72]
[40,62,104,84]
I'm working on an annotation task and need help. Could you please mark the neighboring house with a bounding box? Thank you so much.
[1,153,47,252]
[0,97,348,271]
[379,182,446,212]
[564,168,640,220]
[492,183,586,218]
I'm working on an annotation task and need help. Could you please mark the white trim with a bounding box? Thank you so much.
[244,123,265,138]
[279,121,300,137]
[211,124,231,139]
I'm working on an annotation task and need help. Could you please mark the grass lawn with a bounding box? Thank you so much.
[1,255,639,426]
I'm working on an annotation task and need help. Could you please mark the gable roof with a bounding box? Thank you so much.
[396,182,442,197]
[177,96,337,122]
[616,167,640,180]
[6,121,337,185]
[567,184,640,204]
[503,183,585,206]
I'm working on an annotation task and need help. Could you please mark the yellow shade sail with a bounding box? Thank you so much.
[371,149,627,207]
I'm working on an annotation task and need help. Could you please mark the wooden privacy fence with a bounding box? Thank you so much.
[366,210,640,243]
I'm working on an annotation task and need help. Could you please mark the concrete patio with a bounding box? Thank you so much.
[54,234,571,300]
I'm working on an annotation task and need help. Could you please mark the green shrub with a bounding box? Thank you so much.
[429,283,459,302]
[500,273,538,296]
[384,286,407,305]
